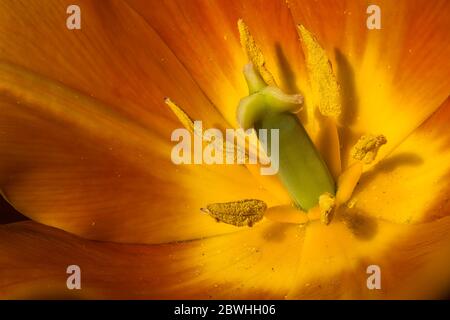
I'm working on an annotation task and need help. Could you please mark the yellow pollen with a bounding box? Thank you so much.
[201,199,267,227]
[347,198,357,208]
[334,135,386,209]
[298,25,341,118]
[351,134,387,164]
[238,19,276,86]
[318,192,336,225]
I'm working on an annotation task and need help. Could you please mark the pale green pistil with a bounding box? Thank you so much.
[237,64,335,211]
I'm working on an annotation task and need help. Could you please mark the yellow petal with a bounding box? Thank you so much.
[0,220,304,299]
[288,0,450,167]
[353,97,450,224]
[3,216,449,299]
[287,215,450,299]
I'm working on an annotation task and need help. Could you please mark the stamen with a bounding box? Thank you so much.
[201,199,267,227]
[351,134,387,164]
[336,162,363,205]
[238,19,276,86]
[318,193,336,225]
[334,134,387,207]
[164,97,195,133]
[298,25,341,118]
[165,97,249,162]
[265,204,309,224]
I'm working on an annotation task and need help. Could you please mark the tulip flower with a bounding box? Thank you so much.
[0,0,449,299]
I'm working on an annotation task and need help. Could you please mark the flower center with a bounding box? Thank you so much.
[238,63,335,211]
[164,20,387,227]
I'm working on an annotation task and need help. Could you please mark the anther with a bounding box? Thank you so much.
[201,199,267,227]
[319,193,336,225]
[351,134,387,164]
[298,25,341,118]
[238,19,276,86]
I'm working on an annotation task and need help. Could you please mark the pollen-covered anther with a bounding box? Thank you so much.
[298,25,341,118]
[351,134,387,164]
[318,192,336,225]
[164,97,195,133]
[201,199,267,227]
[238,19,276,86]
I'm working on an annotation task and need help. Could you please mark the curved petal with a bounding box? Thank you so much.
[288,0,450,167]
[0,0,230,130]
[0,0,282,243]
[126,0,306,126]
[0,62,278,244]
[352,97,450,224]
[287,215,450,299]
[0,220,304,299]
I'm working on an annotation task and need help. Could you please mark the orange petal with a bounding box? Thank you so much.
[0,196,27,224]
[0,0,229,130]
[287,215,450,299]
[0,62,278,244]
[353,97,450,224]
[288,0,450,167]
[0,220,304,299]
[0,1,283,243]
